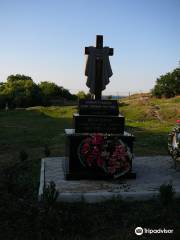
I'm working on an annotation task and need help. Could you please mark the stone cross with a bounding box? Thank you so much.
[85,35,113,100]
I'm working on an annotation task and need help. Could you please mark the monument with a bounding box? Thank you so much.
[85,35,113,100]
[64,35,136,180]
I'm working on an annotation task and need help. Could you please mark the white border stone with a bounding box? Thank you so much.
[38,158,45,200]
[38,156,180,203]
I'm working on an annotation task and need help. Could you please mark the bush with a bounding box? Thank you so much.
[41,181,59,210]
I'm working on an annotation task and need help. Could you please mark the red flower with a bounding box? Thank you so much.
[117,145,127,155]
[79,135,131,176]
[108,166,116,174]
[86,154,94,166]
[92,146,100,156]
[81,143,90,154]
[91,134,103,145]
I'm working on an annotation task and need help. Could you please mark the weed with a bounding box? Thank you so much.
[42,181,59,209]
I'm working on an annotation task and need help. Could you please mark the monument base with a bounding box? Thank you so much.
[64,129,135,180]
[65,171,136,180]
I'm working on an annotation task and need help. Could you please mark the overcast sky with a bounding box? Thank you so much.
[0,0,180,95]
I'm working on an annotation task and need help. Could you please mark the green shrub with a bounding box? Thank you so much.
[152,68,180,98]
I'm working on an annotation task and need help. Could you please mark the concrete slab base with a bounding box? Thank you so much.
[38,156,180,203]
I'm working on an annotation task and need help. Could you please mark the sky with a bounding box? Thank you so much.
[0,0,180,95]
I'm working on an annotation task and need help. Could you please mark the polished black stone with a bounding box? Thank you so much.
[79,99,119,115]
[64,129,135,180]
[74,113,124,134]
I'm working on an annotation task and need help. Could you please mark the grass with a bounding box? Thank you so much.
[0,95,180,239]
[0,106,75,166]
[120,94,180,155]
[0,95,179,159]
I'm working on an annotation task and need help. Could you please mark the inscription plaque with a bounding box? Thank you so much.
[74,113,124,133]
[79,99,119,115]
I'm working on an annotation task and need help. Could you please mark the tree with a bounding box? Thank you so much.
[38,81,62,97]
[152,68,180,98]
[0,74,42,108]
[76,91,92,100]
[39,81,77,104]
[38,81,60,104]
[7,74,32,83]
[76,91,87,100]
[0,74,77,108]
[60,87,77,100]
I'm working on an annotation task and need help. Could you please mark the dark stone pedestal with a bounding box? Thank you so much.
[74,113,124,134]
[64,129,136,180]
[64,99,136,180]
[79,99,119,115]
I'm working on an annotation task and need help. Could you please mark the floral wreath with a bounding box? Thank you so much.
[77,133,132,178]
[168,122,180,160]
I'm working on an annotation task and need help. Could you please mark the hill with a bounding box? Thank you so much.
[119,93,180,155]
